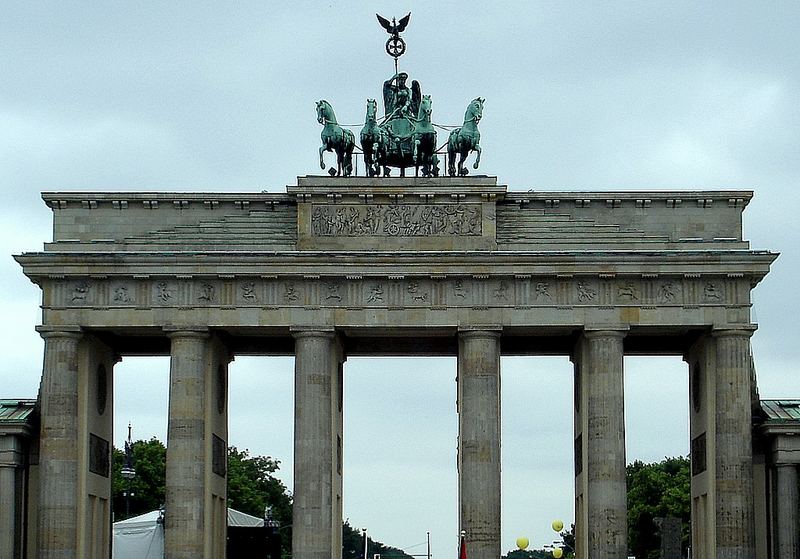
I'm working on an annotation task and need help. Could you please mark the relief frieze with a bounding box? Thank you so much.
[658,281,679,304]
[240,281,258,302]
[49,275,749,310]
[72,281,91,302]
[310,204,481,237]
[197,282,216,302]
[577,281,597,302]
[534,281,552,301]
[112,285,133,304]
[703,282,723,301]
[155,282,174,303]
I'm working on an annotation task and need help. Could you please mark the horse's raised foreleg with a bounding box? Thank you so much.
[473,144,482,170]
[319,145,326,170]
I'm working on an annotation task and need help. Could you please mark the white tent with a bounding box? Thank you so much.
[112,510,164,559]
[226,508,265,528]
[113,508,264,559]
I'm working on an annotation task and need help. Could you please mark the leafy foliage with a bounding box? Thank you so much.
[626,456,690,559]
[560,524,575,555]
[226,446,293,557]
[113,439,410,558]
[502,455,690,559]
[226,447,292,521]
[112,437,166,520]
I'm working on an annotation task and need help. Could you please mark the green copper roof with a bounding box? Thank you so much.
[761,400,800,422]
[0,399,36,423]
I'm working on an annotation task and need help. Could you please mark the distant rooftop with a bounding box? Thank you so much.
[760,400,800,422]
[0,399,36,424]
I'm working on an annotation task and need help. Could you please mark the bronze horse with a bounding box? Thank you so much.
[316,100,355,177]
[360,99,385,177]
[447,97,484,176]
[412,95,439,177]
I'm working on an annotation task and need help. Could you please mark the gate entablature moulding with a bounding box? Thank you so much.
[15,176,777,336]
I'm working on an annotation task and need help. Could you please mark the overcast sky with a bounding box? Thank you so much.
[2,2,799,556]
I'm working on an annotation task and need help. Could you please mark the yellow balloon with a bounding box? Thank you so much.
[551,520,564,532]
[515,537,529,550]
[552,548,563,559]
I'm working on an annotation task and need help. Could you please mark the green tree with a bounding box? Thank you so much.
[113,440,411,558]
[559,524,575,557]
[112,442,292,522]
[226,446,293,557]
[112,437,166,520]
[627,456,691,559]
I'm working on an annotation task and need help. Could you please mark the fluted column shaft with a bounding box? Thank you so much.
[37,328,82,559]
[776,463,799,558]
[293,329,342,559]
[0,436,24,559]
[0,465,15,559]
[713,329,756,558]
[165,329,209,559]
[457,329,501,559]
[584,330,627,559]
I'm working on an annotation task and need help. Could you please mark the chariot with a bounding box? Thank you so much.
[315,13,484,178]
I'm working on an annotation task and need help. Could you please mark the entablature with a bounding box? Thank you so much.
[38,178,759,252]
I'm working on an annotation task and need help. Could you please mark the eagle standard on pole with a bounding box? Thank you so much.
[376,12,411,74]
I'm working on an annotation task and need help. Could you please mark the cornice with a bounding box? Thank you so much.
[14,249,779,271]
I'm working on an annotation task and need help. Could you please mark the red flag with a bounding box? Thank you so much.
[459,534,467,559]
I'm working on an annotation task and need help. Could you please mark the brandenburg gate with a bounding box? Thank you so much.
[14,176,777,558]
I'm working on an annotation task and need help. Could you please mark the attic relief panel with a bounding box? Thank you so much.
[310,204,482,237]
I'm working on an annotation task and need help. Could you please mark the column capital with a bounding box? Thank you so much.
[771,434,800,464]
[0,435,26,467]
[163,326,210,339]
[290,326,336,339]
[711,324,757,338]
[457,325,502,339]
[35,325,82,340]
[582,325,629,339]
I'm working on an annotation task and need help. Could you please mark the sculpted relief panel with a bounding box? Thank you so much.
[48,275,748,311]
[310,204,482,237]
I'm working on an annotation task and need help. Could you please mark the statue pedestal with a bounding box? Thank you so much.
[290,176,505,251]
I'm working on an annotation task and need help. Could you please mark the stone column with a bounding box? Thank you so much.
[583,329,627,559]
[457,328,501,559]
[36,327,83,559]
[0,435,24,559]
[775,463,799,558]
[292,328,343,559]
[164,328,209,559]
[713,328,756,558]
